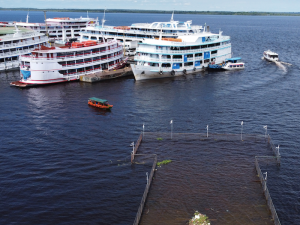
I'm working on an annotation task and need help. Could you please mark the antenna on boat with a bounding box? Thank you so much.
[26,10,29,23]
[102,9,106,28]
[159,25,163,40]
[13,24,20,37]
[170,11,174,22]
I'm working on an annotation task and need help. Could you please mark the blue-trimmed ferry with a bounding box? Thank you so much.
[131,26,232,80]
[208,57,245,71]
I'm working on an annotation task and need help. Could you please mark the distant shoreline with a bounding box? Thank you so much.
[1,8,300,16]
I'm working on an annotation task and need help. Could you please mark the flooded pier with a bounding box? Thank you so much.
[132,132,281,225]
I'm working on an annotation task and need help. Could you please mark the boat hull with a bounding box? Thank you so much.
[131,65,206,81]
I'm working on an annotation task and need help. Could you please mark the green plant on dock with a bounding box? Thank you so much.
[157,137,163,141]
[157,159,172,166]
[189,211,210,225]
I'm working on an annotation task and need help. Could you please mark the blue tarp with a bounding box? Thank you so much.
[21,70,31,80]
[202,37,206,42]
[172,63,180,69]
[195,61,201,66]
[184,55,187,62]
[204,52,210,59]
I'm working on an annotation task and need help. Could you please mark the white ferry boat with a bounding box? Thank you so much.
[16,14,98,42]
[0,26,48,71]
[263,50,279,62]
[80,13,203,49]
[131,29,231,80]
[15,39,123,85]
[208,57,245,71]
[222,57,245,70]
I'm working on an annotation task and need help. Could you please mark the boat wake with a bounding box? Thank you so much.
[275,61,287,72]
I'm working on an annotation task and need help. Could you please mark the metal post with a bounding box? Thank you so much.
[146,172,149,185]
[143,123,145,138]
[263,172,267,191]
[241,121,243,141]
[276,145,280,156]
[170,120,173,139]
[264,125,268,138]
[206,125,209,138]
[130,142,135,163]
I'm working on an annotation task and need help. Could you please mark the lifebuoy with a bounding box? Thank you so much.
[159,71,163,75]
[171,70,175,76]
[67,77,70,81]
[76,75,79,79]
[144,31,146,34]
[183,69,187,74]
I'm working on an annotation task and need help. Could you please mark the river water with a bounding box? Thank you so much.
[0,11,300,224]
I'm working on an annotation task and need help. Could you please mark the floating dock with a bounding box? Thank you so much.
[80,67,133,83]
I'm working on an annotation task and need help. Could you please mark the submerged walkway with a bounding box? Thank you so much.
[135,133,278,225]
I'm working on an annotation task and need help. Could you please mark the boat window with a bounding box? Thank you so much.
[237,65,239,67]
[233,65,236,67]
[230,65,232,67]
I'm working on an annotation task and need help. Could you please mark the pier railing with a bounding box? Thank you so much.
[255,157,281,225]
[130,132,157,225]
[132,154,157,225]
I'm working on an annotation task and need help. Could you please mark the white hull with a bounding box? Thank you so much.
[131,65,207,80]
[222,62,245,70]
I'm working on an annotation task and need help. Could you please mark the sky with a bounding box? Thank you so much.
[0,0,300,12]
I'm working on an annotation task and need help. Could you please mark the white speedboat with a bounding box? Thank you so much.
[263,50,279,62]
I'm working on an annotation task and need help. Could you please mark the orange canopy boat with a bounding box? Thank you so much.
[88,97,113,110]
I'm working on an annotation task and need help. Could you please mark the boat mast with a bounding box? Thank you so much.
[101,9,106,28]
[43,11,50,46]
[170,11,174,22]
[26,10,29,23]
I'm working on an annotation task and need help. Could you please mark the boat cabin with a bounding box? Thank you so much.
[88,97,113,109]
[225,57,242,63]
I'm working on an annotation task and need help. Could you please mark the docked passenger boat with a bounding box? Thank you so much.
[131,27,231,80]
[12,39,123,86]
[221,57,244,70]
[263,50,279,62]
[0,26,48,71]
[80,12,204,50]
[16,14,98,42]
[88,97,113,110]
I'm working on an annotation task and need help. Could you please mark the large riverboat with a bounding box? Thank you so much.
[80,13,203,49]
[15,39,123,85]
[16,14,97,42]
[0,26,48,71]
[131,29,231,80]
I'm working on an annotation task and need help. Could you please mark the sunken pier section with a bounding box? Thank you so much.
[131,132,281,225]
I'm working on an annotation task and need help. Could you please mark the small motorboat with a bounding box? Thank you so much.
[263,50,279,62]
[88,97,113,110]
[208,57,245,71]
[222,57,245,70]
